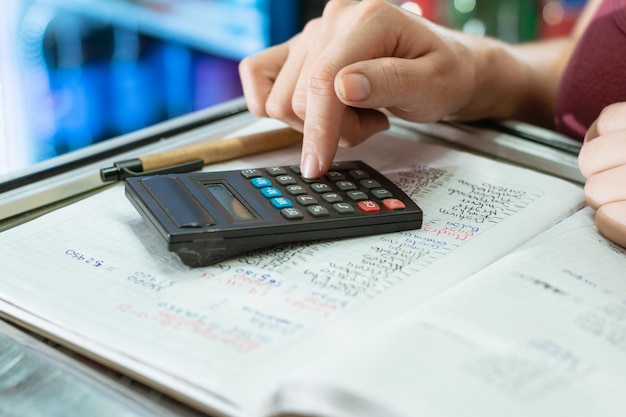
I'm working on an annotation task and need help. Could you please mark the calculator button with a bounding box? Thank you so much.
[289,165,302,175]
[266,166,287,176]
[321,193,343,203]
[275,175,297,186]
[251,177,272,188]
[371,188,393,199]
[241,169,263,179]
[349,169,369,180]
[307,205,330,217]
[330,161,359,170]
[335,181,357,191]
[325,171,346,181]
[346,190,368,201]
[333,202,355,215]
[382,198,406,211]
[281,207,304,220]
[360,179,381,189]
[260,187,282,198]
[271,197,293,209]
[357,200,380,213]
[285,185,307,195]
[310,183,333,193]
[300,176,318,184]
[296,195,318,206]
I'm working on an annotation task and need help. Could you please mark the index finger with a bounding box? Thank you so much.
[299,0,418,178]
[299,60,345,178]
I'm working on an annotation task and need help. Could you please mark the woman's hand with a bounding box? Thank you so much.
[578,102,626,248]
[239,0,482,178]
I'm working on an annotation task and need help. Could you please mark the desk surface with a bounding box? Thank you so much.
[0,319,206,417]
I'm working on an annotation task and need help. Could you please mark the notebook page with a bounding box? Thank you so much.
[0,120,584,415]
[274,208,626,417]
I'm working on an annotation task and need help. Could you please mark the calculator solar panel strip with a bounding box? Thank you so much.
[125,161,423,267]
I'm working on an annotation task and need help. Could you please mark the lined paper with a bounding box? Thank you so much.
[278,208,626,417]
[0,120,584,415]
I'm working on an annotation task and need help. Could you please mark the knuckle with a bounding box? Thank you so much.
[381,59,412,95]
[583,176,602,208]
[595,102,626,134]
[291,89,307,119]
[246,100,267,117]
[322,0,350,17]
[308,64,340,96]
[265,98,293,121]
[577,146,593,178]
[301,16,321,36]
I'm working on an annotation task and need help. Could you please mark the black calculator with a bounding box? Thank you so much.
[125,161,423,267]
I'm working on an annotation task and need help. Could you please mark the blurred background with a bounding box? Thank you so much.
[0,0,585,177]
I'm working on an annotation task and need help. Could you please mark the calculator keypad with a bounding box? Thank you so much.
[241,161,407,221]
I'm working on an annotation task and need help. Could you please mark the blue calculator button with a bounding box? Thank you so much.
[261,187,282,198]
[251,177,272,188]
[271,197,293,209]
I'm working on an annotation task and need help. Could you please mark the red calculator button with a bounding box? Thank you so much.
[357,200,380,213]
[382,198,406,211]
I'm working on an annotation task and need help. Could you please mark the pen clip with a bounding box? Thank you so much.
[100,159,204,182]
[126,159,205,179]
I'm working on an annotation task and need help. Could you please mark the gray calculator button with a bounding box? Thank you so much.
[281,207,304,220]
[325,171,346,181]
[330,161,359,170]
[289,165,301,175]
[310,183,332,193]
[286,185,307,195]
[333,202,355,214]
[241,169,263,179]
[300,176,318,184]
[349,169,369,180]
[336,181,357,191]
[266,166,287,176]
[360,179,381,189]
[371,188,393,199]
[321,193,343,203]
[307,205,330,217]
[347,190,368,201]
[296,195,318,206]
[276,175,297,186]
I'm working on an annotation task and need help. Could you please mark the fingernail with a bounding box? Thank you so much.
[300,154,320,179]
[337,73,371,102]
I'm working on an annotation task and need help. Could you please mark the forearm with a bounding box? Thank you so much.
[450,35,574,128]
[452,0,601,128]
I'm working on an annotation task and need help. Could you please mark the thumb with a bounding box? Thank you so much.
[334,57,464,123]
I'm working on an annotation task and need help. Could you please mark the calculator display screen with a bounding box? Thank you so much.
[206,184,255,221]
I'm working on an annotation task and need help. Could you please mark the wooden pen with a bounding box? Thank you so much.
[100,127,303,182]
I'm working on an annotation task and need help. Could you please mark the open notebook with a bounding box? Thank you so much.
[2,115,624,417]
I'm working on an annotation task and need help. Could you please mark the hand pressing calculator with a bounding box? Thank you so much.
[125,161,423,267]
